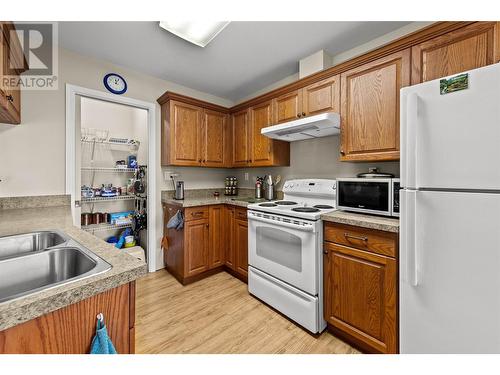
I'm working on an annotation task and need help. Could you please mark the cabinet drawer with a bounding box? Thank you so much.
[235,207,247,221]
[324,222,397,258]
[185,207,209,221]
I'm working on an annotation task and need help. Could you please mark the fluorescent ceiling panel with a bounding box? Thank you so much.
[159,21,230,47]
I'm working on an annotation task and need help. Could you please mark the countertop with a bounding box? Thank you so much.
[321,210,399,233]
[0,205,147,331]
[162,196,266,208]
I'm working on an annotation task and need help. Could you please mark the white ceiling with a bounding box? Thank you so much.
[58,21,410,103]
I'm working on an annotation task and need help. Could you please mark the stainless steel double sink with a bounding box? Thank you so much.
[0,230,112,303]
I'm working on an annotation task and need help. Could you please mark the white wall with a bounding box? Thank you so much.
[0,48,233,198]
[0,47,234,270]
[233,136,400,190]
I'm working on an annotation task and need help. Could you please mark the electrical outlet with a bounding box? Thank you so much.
[163,170,179,180]
[244,172,249,181]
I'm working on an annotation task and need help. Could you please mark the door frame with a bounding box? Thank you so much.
[65,83,157,272]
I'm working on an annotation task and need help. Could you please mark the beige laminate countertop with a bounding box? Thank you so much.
[162,196,266,208]
[321,210,399,233]
[0,205,147,331]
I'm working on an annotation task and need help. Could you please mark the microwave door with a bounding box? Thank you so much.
[337,180,392,216]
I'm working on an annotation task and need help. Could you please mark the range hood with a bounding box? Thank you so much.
[261,112,340,141]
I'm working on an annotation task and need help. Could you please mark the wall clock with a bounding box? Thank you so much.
[103,73,127,95]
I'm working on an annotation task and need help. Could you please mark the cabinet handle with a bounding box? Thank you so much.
[323,249,328,254]
[297,113,302,118]
[6,95,13,102]
[198,159,202,163]
[302,112,306,117]
[344,233,368,242]
[206,224,209,228]
[340,150,345,155]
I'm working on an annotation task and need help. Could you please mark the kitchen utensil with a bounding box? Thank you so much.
[275,175,282,186]
[255,179,262,199]
[264,182,275,201]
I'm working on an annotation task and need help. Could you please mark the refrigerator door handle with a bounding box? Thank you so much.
[403,190,418,286]
[405,93,419,189]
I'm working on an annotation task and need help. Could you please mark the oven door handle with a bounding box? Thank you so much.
[248,214,315,232]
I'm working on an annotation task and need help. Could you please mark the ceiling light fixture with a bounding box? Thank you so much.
[159,21,230,47]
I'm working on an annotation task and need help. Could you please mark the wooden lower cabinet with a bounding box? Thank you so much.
[185,217,209,277]
[323,222,398,353]
[0,283,135,354]
[234,208,249,280]
[163,203,248,284]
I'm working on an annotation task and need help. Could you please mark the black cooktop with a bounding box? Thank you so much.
[274,201,298,205]
[259,203,278,207]
[313,205,334,209]
[292,207,320,213]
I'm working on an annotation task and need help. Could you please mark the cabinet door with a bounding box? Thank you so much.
[234,218,248,279]
[169,101,202,166]
[324,242,397,353]
[224,206,235,270]
[412,22,500,85]
[273,89,302,124]
[208,205,224,269]
[184,218,209,277]
[340,49,410,161]
[249,100,274,166]
[232,109,250,167]
[303,75,340,117]
[0,24,22,124]
[201,109,226,167]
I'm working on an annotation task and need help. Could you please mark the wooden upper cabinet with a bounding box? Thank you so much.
[231,109,250,167]
[249,100,274,166]
[302,75,340,116]
[164,100,202,166]
[412,22,500,84]
[201,109,226,167]
[0,22,26,125]
[324,242,397,354]
[340,49,410,161]
[273,89,302,124]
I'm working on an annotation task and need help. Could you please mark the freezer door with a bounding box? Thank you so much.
[401,63,500,190]
[400,190,500,353]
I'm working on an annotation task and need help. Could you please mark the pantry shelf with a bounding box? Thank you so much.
[81,195,136,203]
[81,167,137,173]
[81,222,133,233]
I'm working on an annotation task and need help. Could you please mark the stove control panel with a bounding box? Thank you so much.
[282,179,336,196]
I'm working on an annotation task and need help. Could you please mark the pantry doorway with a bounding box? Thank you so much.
[65,84,157,272]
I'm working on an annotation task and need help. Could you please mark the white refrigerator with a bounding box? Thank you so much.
[400,63,500,353]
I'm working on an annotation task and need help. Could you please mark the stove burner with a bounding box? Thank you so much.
[292,207,320,213]
[313,205,334,209]
[274,201,298,205]
[259,203,278,207]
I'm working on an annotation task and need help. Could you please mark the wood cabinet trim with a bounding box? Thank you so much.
[230,22,474,112]
[157,91,230,113]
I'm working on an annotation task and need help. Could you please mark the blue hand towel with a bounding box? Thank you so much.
[90,317,117,354]
[167,210,184,230]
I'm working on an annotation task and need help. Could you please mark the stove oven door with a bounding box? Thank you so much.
[248,210,319,295]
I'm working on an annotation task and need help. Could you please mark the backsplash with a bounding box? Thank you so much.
[0,194,70,210]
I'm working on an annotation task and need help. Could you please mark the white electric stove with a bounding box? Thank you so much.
[247,179,337,333]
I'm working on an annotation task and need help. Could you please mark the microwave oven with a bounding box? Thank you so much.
[336,178,399,217]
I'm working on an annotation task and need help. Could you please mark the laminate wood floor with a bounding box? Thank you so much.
[135,270,359,354]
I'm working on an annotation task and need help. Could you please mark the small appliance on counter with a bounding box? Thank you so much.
[174,181,184,200]
[224,176,238,196]
[170,175,184,200]
[336,169,399,217]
